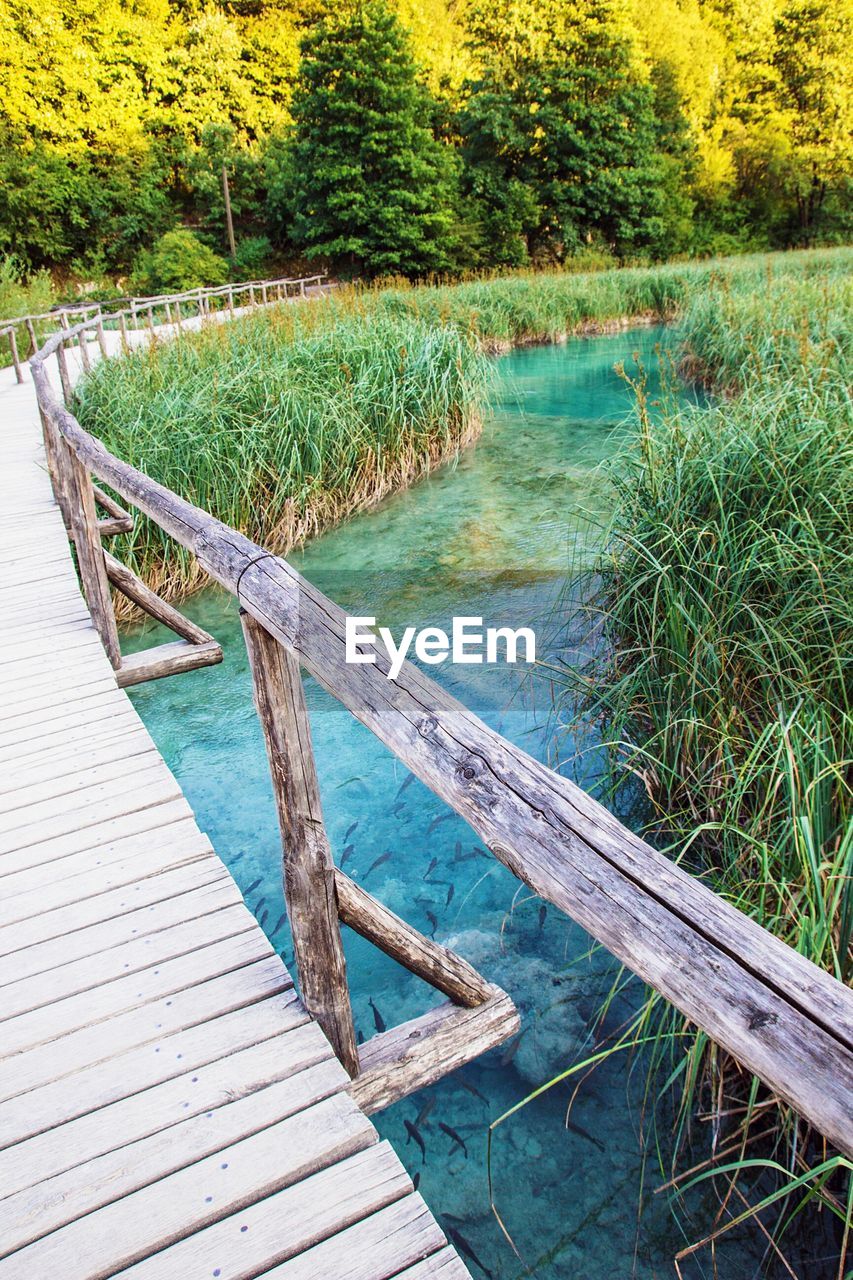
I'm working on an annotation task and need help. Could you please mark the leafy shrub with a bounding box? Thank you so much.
[231,235,273,281]
[132,230,228,294]
[0,254,54,321]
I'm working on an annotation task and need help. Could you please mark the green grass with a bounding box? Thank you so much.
[74,304,488,606]
[0,256,55,366]
[548,257,852,1270]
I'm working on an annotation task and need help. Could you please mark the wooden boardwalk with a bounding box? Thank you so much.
[0,358,468,1276]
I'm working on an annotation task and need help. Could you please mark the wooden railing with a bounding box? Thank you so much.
[1,274,326,375]
[26,314,853,1142]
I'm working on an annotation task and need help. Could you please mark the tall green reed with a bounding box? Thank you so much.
[549,261,852,1272]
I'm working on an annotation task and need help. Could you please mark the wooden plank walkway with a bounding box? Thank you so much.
[0,356,468,1278]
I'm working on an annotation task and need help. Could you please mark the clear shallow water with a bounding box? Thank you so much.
[124,332,783,1278]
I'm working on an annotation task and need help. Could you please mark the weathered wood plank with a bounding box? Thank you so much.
[0,746,163,815]
[105,1142,412,1280]
[0,1060,349,1254]
[0,930,273,1058]
[0,902,256,1017]
[335,870,490,1009]
[0,984,303,1146]
[117,638,222,687]
[0,811,204,901]
[104,551,212,645]
[0,1095,377,1277]
[350,989,519,1115]
[0,722,155,795]
[259,1195,447,1280]
[398,1248,472,1278]
[242,611,359,1077]
[0,769,182,859]
[0,856,229,957]
[0,1021,339,1198]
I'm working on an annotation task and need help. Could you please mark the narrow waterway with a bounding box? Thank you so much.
[124,329,768,1278]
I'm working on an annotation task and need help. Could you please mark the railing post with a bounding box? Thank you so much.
[118,312,129,354]
[78,326,92,374]
[96,310,108,360]
[227,286,234,316]
[300,279,306,298]
[261,283,268,306]
[5,328,24,383]
[64,440,122,668]
[25,318,37,357]
[240,610,360,1077]
[38,405,73,531]
[56,339,73,406]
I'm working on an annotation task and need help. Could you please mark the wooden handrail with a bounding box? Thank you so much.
[27,328,853,1154]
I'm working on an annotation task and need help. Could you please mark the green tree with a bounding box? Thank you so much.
[773,0,852,241]
[285,1,458,276]
[459,0,673,260]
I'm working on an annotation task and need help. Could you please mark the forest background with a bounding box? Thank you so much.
[0,0,850,292]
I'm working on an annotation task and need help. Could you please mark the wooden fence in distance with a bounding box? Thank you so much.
[1,274,326,376]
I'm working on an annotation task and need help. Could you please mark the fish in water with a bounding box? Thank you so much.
[454,840,462,858]
[336,775,367,791]
[245,876,262,895]
[412,1172,420,1191]
[424,857,438,880]
[445,885,455,908]
[427,812,453,835]
[396,773,416,799]
[344,820,359,841]
[458,1076,488,1104]
[366,850,392,877]
[416,1095,436,1128]
[566,1118,606,1152]
[259,909,269,928]
[404,1118,426,1164]
[340,843,354,868]
[439,1122,467,1158]
[391,800,406,816]
[271,913,287,936]
[538,904,547,931]
[500,1033,524,1067]
[254,896,267,915]
[357,1029,364,1045]
[444,1226,492,1279]
[424,910,438,937]
[453,848,480,864]
[368,998,386,1033]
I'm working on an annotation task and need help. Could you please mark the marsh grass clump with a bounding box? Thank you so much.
[74,306,488,606]
[552,263,852,1269]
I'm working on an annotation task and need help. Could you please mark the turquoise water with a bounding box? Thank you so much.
[124,332,800,1277]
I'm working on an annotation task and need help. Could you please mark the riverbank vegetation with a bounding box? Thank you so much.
[2,0,850,288]
[551,253,851,1269]
[74,307,487,604]
[74,248,849,608]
